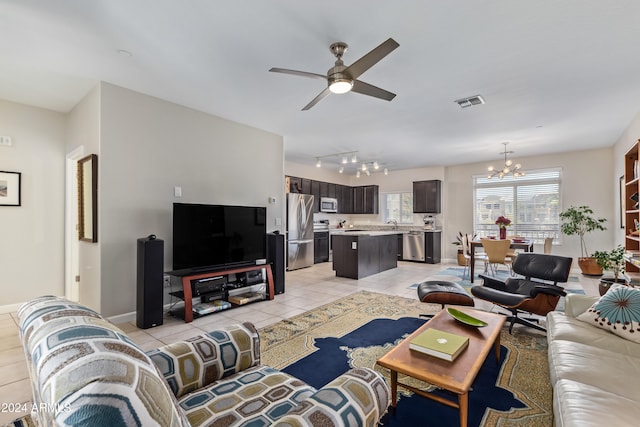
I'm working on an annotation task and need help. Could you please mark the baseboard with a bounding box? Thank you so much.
[2,300,175,324]
[0,302,22,315]
[106,303,174,325]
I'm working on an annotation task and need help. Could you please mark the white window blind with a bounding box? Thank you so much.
[473,169,562,244]
[381,192,413,224]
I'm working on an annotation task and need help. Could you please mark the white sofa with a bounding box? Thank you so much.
[546,293,640,427]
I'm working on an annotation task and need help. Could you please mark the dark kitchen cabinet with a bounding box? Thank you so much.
[319,181,328,198]
[300,178,312,195]
[413,180,441,213]
[353,185,379,214]
[337,185,352,214]
[288,176,302,193]
[314,231,329,263]
[327,183,337,198]
[311,180,321,213]
[424,232,442,264]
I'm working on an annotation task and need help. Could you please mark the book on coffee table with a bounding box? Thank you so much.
[409,328,469,361]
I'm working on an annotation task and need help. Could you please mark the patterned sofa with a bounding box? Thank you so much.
[18,296,390,426]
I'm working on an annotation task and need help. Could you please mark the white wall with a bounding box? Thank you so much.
[0,99,66,309]
[98,83,284,317]
[66,86,101,312]
[444,147,614,262]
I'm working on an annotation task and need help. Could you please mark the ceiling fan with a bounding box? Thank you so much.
[269,38,399,110]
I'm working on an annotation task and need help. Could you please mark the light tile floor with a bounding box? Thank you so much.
[0,261,600,424]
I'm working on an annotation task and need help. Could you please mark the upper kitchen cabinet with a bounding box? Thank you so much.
[311,180,321,212]
[337,185,352,214]
[287,176,311,194]
[413,180,441,213]
[353,185,379,214]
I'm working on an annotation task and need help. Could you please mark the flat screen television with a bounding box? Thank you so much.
[172,202,267,274]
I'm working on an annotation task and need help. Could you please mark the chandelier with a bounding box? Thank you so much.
[314,151,389,177]
[487,142,525,179]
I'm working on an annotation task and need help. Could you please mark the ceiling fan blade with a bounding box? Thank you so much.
[344,38,399,80]
[352,80,396,101]
[269,68,326,81]
[302,87,331,110]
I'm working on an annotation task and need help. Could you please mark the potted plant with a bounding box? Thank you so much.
[593,245,627,295]
[559,205,607,275]
[452,231,475,266]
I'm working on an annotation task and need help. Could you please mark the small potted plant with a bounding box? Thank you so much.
[559,205,607,275]
[452,231,475,265]
[495,216,511,240]
[593,245,627,295]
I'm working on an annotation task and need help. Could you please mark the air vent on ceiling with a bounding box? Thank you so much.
[454,95,485,108]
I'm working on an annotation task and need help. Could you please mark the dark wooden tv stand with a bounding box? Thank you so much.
[168,264,274,323]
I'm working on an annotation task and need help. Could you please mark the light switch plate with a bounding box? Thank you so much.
[0,136,12,147]
[351,242,357,250]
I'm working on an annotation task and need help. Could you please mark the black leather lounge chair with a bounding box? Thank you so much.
[470,252,573,333]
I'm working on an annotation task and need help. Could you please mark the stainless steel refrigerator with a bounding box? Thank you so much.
[287,193,314,270]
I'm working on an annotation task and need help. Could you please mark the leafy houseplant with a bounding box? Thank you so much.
[593,245,626,282]
[593,245,627,295]
[559,205,607,275]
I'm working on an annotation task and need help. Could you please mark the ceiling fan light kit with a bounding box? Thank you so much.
[270,38,399,110]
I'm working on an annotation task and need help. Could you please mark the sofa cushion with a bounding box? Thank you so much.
[18,296,188,426]
[548,339,640,399]
[547,311,640,358]
[147,322,260,398]
[553,379,640,427]
[576,284,640,343]
[273,367,390,427]
[178,364,316,426]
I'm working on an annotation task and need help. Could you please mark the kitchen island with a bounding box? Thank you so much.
[332,231,399,279]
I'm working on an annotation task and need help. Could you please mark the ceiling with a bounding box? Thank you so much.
[2,0,640,173]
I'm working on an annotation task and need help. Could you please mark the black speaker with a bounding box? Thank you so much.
[137,235,164,329]
[267,233,285,294]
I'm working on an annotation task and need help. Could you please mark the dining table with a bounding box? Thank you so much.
[469,239,534,283]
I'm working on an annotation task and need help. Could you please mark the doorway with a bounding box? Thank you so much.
[65,146,84,302]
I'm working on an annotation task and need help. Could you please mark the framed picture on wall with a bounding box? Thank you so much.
[0,171,21,206]
[78,154,98,242]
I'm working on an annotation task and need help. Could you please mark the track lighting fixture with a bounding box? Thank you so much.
[311,150,389,177]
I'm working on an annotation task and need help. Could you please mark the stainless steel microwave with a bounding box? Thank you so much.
[320,197,338,213]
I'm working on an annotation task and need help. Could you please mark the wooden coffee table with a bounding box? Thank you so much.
[376,308,505,427]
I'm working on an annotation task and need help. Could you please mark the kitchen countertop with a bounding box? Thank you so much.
[332,230,402,237]
[332,226,441,233]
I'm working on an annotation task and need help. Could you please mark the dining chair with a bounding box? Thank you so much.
[481,238,513,275]
[543,237,553,254]
[506,235,523,260]
[461,234,487,278]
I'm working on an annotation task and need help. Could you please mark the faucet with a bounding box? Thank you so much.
[386,219,398,229]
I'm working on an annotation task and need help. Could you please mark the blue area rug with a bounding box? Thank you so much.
[283,317,525,427]
[260,291,552,426]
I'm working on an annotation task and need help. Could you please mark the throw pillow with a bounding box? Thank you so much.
[577,284,640,343]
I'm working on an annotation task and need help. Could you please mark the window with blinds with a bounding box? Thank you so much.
[473,168,562,244]
[381,192,414,224]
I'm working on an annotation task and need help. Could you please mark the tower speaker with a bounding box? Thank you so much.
[137,235,164,329]
[267,233,285,294]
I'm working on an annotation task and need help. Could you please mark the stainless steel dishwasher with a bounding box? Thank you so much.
[403,231,425,262]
